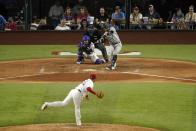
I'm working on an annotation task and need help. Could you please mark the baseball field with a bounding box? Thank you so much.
[0,45,196,131]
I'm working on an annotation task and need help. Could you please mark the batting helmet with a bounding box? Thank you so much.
[90,73,96,80]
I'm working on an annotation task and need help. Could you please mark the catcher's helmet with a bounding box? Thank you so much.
[82,35,90,41]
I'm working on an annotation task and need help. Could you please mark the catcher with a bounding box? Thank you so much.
[76,35,105,64]
[84,25,109,62]
[41,73,104,126]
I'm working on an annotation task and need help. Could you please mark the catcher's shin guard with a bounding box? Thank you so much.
[76,56,84,64]
[77,50,84,64]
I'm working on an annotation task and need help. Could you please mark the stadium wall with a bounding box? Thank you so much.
[0,30,196,44]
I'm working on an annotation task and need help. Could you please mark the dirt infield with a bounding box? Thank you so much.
[0,57,196,83]
[0,123,160,131]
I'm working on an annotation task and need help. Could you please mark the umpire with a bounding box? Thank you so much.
[84,24,109,62]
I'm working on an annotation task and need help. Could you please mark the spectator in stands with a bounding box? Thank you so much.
[77,19,88,30]
[37,18,54,30]
[5,17,17,31]
[72,0,84,16]
[62,7,75,24]
[185,5,196,29]
[61,7,76,29]
[130,6,143,29]
[55,20,71,31]
[0,14,6,31]
[49,0,64,28]
[30,17,40,31]
[15,10,24,25]
[76,7,88,26]
[171,8,185,30]
[145,4,161,29]
[146,4,161,23]
[95,7,110,26]
[111,6,125,29]
[172,8,184,23]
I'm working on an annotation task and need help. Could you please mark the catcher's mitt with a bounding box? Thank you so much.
[96,91,104,99]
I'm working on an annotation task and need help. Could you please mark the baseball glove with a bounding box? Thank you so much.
[96,91,104,99]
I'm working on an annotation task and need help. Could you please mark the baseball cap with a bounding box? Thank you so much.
[90,73,96,80]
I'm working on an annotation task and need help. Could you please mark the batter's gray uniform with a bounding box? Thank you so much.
[104,26,122,70]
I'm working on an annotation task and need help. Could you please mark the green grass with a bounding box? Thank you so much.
[0,45,77,61]
[0,82,196,131]
[0,45,196,62]
[122,45,196,62]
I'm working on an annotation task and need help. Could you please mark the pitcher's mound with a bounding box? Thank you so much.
[0,123,160,131]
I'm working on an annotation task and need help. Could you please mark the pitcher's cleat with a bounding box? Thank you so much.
[41,102,48,111]
[106,63,116,70]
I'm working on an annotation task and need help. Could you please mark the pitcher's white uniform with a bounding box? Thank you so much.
[42,79,94,126]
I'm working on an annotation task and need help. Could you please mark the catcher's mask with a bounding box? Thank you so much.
[90,73,96,80]
[82,35,90,44]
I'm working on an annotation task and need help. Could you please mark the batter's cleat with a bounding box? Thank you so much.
[41,102,48,111]
[111,66,116,70]
[76,61,82,64]
[106,63,116,70]
[105,66,115,70]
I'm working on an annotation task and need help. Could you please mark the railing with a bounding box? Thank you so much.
[1,22,196,32]
[129,22,195,30]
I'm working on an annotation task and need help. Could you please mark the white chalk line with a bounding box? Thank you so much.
[0,71,196,83]
[0,72,59,80]
[122,72,196,82]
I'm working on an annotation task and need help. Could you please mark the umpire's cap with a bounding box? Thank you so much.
[90,73,96,80]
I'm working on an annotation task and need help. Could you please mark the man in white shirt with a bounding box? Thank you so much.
[185,5,196,29]
[130,6,143,29]
[185,5,196,23]
[55,20,71,31]
[41,74,102,126]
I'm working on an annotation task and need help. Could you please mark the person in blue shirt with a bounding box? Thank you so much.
[111,6,125,29]
[0,14,6,31]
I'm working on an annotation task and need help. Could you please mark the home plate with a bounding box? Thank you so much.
[83,69,97,72]
[120,51,141,56]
